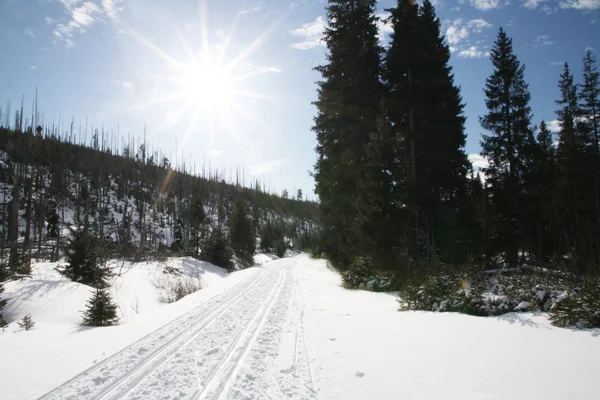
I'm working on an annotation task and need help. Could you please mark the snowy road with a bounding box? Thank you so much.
[38,258,318,400]
[31,255,600,400]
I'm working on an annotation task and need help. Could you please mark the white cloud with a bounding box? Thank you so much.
[446,18,491,58]
[458,46,490,58]
[290,17,326,50]
[469,154,489,169]
[447,24,469,45]
[523,0,546,8]
[239,62,283,74]
[559,0,600,9]
[53,1,102,47]
[52,0,122,47]
[30,65,37,70]
[467,18,492,32]
[550,61,564,66]
[376,12,393,43]
[24,28,34,37]
[536,34,555,46]
[467,0,505,10]
[547,120,561,133]
[101,0,121,21]
[238,6,262,15]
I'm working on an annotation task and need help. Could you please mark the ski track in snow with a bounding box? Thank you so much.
[38,259,318,400]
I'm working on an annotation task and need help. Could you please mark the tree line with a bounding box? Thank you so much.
[313,0,600,281]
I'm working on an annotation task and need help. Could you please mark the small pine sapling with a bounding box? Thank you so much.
[17,313,35,331]
[82,289,119,326]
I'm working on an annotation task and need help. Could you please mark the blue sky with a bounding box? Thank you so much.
[0,0,598,198]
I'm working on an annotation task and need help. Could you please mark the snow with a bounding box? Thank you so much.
[2,255,600,399]
[0,257,255,400]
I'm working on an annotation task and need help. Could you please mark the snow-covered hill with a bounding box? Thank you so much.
[2,255,599,400]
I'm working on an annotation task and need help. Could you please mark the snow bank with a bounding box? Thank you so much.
[0,258,258,400]
[297,256,600,400]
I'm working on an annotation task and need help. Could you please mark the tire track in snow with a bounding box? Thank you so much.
[38,268,269,400]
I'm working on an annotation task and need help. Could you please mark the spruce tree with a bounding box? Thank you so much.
[313,0,383,269]
[555,62,595,270]
[580,50,600,153]
[377,0,471,267]
[0,279,8,330]
[202,226,234,270]
[17,313,35,330]
[62,230,111,288]
[82,289,119,326]
[229,199,255,264]
[529,121,556,262]
[480,28,535,267]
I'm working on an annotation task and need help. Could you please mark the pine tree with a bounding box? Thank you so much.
[374,0,470,268]
[313,0,383,269]
[555,62,596,270]
[202,226,234,270]
[62,230,111,288]
[528,121,556,263]
[0,276,8,330]
[580,50,600,153]
[480,28,535,267]
[82,289,119,326]
[17,313,35,330]
[229,199,255,264]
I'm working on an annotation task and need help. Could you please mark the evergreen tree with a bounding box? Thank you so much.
[529,121,556,263]
[580,50,600,153]
[372,0,471,268]
[62,230,111,288]
[17,313,35,330]
[229,199,255,264]
[0,276,8,330]
[82,289,119,326]
[313,0,383,269]
[480,28,535,267]
[555,62,596,270]
[202,226,234,270]
[187,196,207,257]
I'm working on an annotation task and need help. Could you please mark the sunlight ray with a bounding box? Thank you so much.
[224,10,293,74]
[198,0,211,55]
[127,28,180,68]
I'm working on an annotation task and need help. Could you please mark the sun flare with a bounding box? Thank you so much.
[177,60,234,111]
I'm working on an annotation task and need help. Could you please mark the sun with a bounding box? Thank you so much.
[176,58,234,112]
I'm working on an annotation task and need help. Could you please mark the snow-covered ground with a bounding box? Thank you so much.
[2,255,599,399]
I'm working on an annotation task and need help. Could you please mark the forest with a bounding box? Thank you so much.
[0,110,320,327]
[312,0,600,326]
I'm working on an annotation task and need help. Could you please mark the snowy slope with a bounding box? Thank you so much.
[0,257,257,400]
[2,255,600,399]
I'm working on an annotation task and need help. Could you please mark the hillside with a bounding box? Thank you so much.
[0,126,320,269]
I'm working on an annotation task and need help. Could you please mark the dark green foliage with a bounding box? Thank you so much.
[62,230,111,288]
[313,0,383,269]
[340,256,396,292]
[259,221,287,257]
[202,226,234,270]
[549,292,586,328]
[229,199,256,264]
[17,313,35,330]
[0,276,7,329]
[82,289,119,326]
[480,28,535,268]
